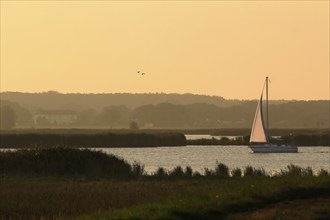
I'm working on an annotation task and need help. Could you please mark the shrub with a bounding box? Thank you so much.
[231,168,242,177]
[244,166,254,177]
[253,168,266,177]
[154,167,168,178]
[193,171,202,178]
[169,166,185,178]
[0,147,133,178]
[243,166,266,177]
[204,168,214,177]
[302,166,313,176]
[215,163,229,177]
[280,164,303,177]
[184,166,193,177]
[318,168,329,177]
[132,162,145,177]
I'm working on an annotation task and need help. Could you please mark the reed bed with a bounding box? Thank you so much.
[2,148,328,178]
[0,132,186,148]
[187,134,329,146]
[0,148,329,219]
[1,175,329,219]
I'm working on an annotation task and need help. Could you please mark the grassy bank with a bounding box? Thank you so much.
[187,134,329,146]
[1,131,328,148]
[0,132,186,148]
[1,176,329,219]
[3,148,329,178]
[1,148,329,219]
[209,128,329,136]
[80,177,330,220]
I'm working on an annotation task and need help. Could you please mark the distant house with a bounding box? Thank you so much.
[34,109,77,126]
[144,123,154,128]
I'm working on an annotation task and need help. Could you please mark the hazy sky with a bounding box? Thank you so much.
[1,1,329,100]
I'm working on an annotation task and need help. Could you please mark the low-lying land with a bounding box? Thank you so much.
[2,176,329,220]
[1,128,328,136]
[0,128,328,148]
[1,148,329,219]
[187,134,329,146]
[0,132,186,148]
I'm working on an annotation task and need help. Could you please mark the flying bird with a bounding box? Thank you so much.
[137,70,146,75]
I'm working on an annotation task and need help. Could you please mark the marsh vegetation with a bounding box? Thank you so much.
[0,132,186,148]
[0,129,328,148]
[1,148,329,219]
[187,133,329,146]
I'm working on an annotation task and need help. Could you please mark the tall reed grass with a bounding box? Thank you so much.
[1,148,328,179]
[1,148,329,219]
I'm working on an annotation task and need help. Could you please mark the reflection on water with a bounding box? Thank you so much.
[98,145,330,175]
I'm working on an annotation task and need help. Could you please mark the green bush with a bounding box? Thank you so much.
[215,162,230,177]
[231,167,242,177]
[169,166,185,178]
[0,147,133,178]
[154,167,168,177]
[243,166,267,177]
[279,164,317,177]
[280,164,303,177]
[184,166,193,177]
[318,168,329,176]
[204,168,214,177]
[132,162,145,177]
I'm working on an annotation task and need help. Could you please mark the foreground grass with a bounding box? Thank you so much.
[71,177,330,220]
[227,197,330,220]
[1,148,329,219]
[1,176,329,219]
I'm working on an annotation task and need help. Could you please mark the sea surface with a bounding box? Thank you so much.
[2,134,328,175]
[97,145,330,175]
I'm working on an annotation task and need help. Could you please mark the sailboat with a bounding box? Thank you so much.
[249,77,298,153]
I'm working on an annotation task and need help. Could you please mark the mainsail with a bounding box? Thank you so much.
[249,94,268,143]
[249,76,298,153]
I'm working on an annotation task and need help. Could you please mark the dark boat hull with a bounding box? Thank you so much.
[250,144,298,153]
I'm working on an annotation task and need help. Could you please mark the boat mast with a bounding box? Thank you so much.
[266,76,269,132]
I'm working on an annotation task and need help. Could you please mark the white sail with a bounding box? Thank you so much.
[249,95,268,143]
[249,77,298,153]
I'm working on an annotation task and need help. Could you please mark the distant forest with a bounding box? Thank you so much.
[0,91,329,129]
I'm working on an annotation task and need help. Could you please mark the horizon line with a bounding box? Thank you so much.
[1,90,329,101]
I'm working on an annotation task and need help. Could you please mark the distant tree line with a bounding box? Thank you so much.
[187,134,329,146]
[1,98,329,129]
[187,137,249,145]
[282,134,329,146]
[1,131,327,147]
[0,92,230,110]
[0,106,16,129]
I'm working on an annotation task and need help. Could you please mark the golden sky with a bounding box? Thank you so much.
[1,1,329,100]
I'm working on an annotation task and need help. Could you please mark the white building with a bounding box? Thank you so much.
[34,109,77,125]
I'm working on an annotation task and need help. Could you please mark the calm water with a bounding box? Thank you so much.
[97,145,330,175]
